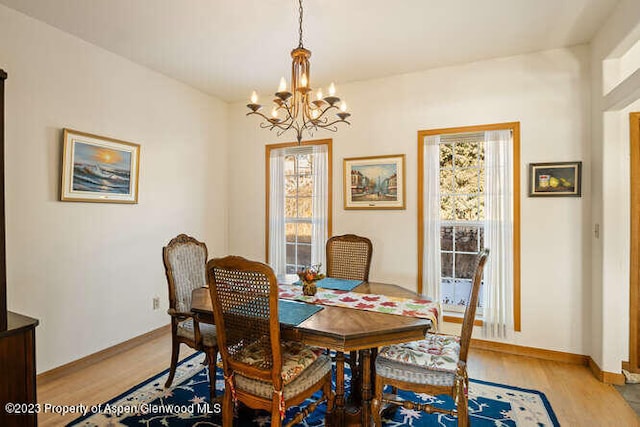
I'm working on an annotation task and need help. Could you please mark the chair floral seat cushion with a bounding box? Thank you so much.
[176,318,217,347]
[235,354,332,400]
[376,333,461,386]
[237,340,325,384]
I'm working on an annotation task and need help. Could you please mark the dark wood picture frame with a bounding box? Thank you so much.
[528,161,582,197]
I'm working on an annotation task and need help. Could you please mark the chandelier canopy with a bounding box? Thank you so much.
[246,0,350,144]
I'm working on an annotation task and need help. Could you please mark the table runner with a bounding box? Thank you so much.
[278,284,439,330]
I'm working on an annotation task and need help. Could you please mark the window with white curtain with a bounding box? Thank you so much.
[266,140,332,276]
[439,133,486,313]
[418,123,521,336]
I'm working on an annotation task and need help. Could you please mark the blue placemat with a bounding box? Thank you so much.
[315,277,363,291]
[278,300,323,326]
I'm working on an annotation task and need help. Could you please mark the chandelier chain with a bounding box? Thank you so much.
[298,0,304,48]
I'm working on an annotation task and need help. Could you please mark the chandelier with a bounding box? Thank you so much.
[246,0,350,144]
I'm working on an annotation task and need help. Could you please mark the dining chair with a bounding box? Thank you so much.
[325,234,374,399]
[163,234,218,399]
[206,255,334,427]
[371,248,489,427]
[326,233,373,281]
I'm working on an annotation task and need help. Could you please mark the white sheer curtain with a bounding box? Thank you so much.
[483,130,514,339]
[311,144,328,269]
[423,135,442,301]
[268,148,287,275]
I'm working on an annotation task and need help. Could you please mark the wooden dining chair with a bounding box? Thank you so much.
[371,248,489,427]
[206,255,334,427]
[325,234,374,402]
[163,234,218,399]
[326,234,373,281]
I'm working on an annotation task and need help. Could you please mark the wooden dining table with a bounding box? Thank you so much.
[191,280,434,426]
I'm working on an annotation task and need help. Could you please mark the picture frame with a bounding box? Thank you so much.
[528,161,581,197]
[60,128,140,203]
[343,154,405,210]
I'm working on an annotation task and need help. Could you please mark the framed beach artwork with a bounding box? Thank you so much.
[528,161,582,197]
[60,129,140,203]
[343,154,405,210]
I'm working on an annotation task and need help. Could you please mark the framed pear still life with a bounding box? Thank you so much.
[60,129,140,203]
[343,154,406,210]
[528,161,581,197]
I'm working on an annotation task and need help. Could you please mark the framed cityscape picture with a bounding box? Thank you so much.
[343,154,405,210]
[60,129,140,203]
[529,161,582,197]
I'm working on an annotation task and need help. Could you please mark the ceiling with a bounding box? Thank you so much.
[0,0,620,103]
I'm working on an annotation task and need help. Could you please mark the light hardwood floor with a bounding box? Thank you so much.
[37,331,639,426]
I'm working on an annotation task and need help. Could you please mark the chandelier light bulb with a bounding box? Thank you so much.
[328,82,336,96]
[301,73,308,88]
[250,91,258,104]
[271,107,279,118]
[316,89,323,100]
[278,77,287,92]
[340,101,348,112]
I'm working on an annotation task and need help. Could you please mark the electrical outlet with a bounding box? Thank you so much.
[152,296,160,310]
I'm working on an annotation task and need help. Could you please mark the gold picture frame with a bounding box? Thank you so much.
[343,154,406,210]
[61,129,140,203]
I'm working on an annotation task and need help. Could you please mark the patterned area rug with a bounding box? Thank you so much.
[68,352,559,426]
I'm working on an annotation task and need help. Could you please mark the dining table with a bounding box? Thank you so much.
[190,277,438,426]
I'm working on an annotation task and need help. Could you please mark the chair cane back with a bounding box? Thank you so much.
[326,234,373,281]
[371,249,490,427]
[207,255,334,427]
[163,234,218,399]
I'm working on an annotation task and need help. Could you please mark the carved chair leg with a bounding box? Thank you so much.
[222,386,234,427]
[324,379,335,427]
[271,394,282,427]
[207,347,218,399]
[371,376,383,426]
[458,393,469,427]
[165,338,180,388]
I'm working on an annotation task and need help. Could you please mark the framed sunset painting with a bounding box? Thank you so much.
[60,129,140,203]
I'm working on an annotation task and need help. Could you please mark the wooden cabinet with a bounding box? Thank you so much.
[0,313,38,426]
[0,70,39,426]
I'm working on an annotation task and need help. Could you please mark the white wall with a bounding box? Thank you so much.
[590,0,640,373]
[0,4,229,373]
[228,46,592,354]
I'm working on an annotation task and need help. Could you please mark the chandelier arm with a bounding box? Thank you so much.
[278,103,297,124]
[318,120,350,129]
[314,124,338,133]
[248,111,296,132]
[311,104,341,122]
[247,111,272,121]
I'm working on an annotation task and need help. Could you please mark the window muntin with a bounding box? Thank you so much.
[439,136,485,312]
[284,152,314,273]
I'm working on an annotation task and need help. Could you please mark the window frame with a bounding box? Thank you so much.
[417,123,521,330]
[265,139,333,268]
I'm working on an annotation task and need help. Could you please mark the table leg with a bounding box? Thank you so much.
[349,350,362,405]
[332,351,346,426]
[360,348,372,426]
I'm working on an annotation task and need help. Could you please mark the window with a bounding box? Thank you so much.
[418,123,521,334]
[266,140,332,276]
[439,133,485,313]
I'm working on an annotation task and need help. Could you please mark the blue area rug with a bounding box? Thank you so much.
[68,352,559,426]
